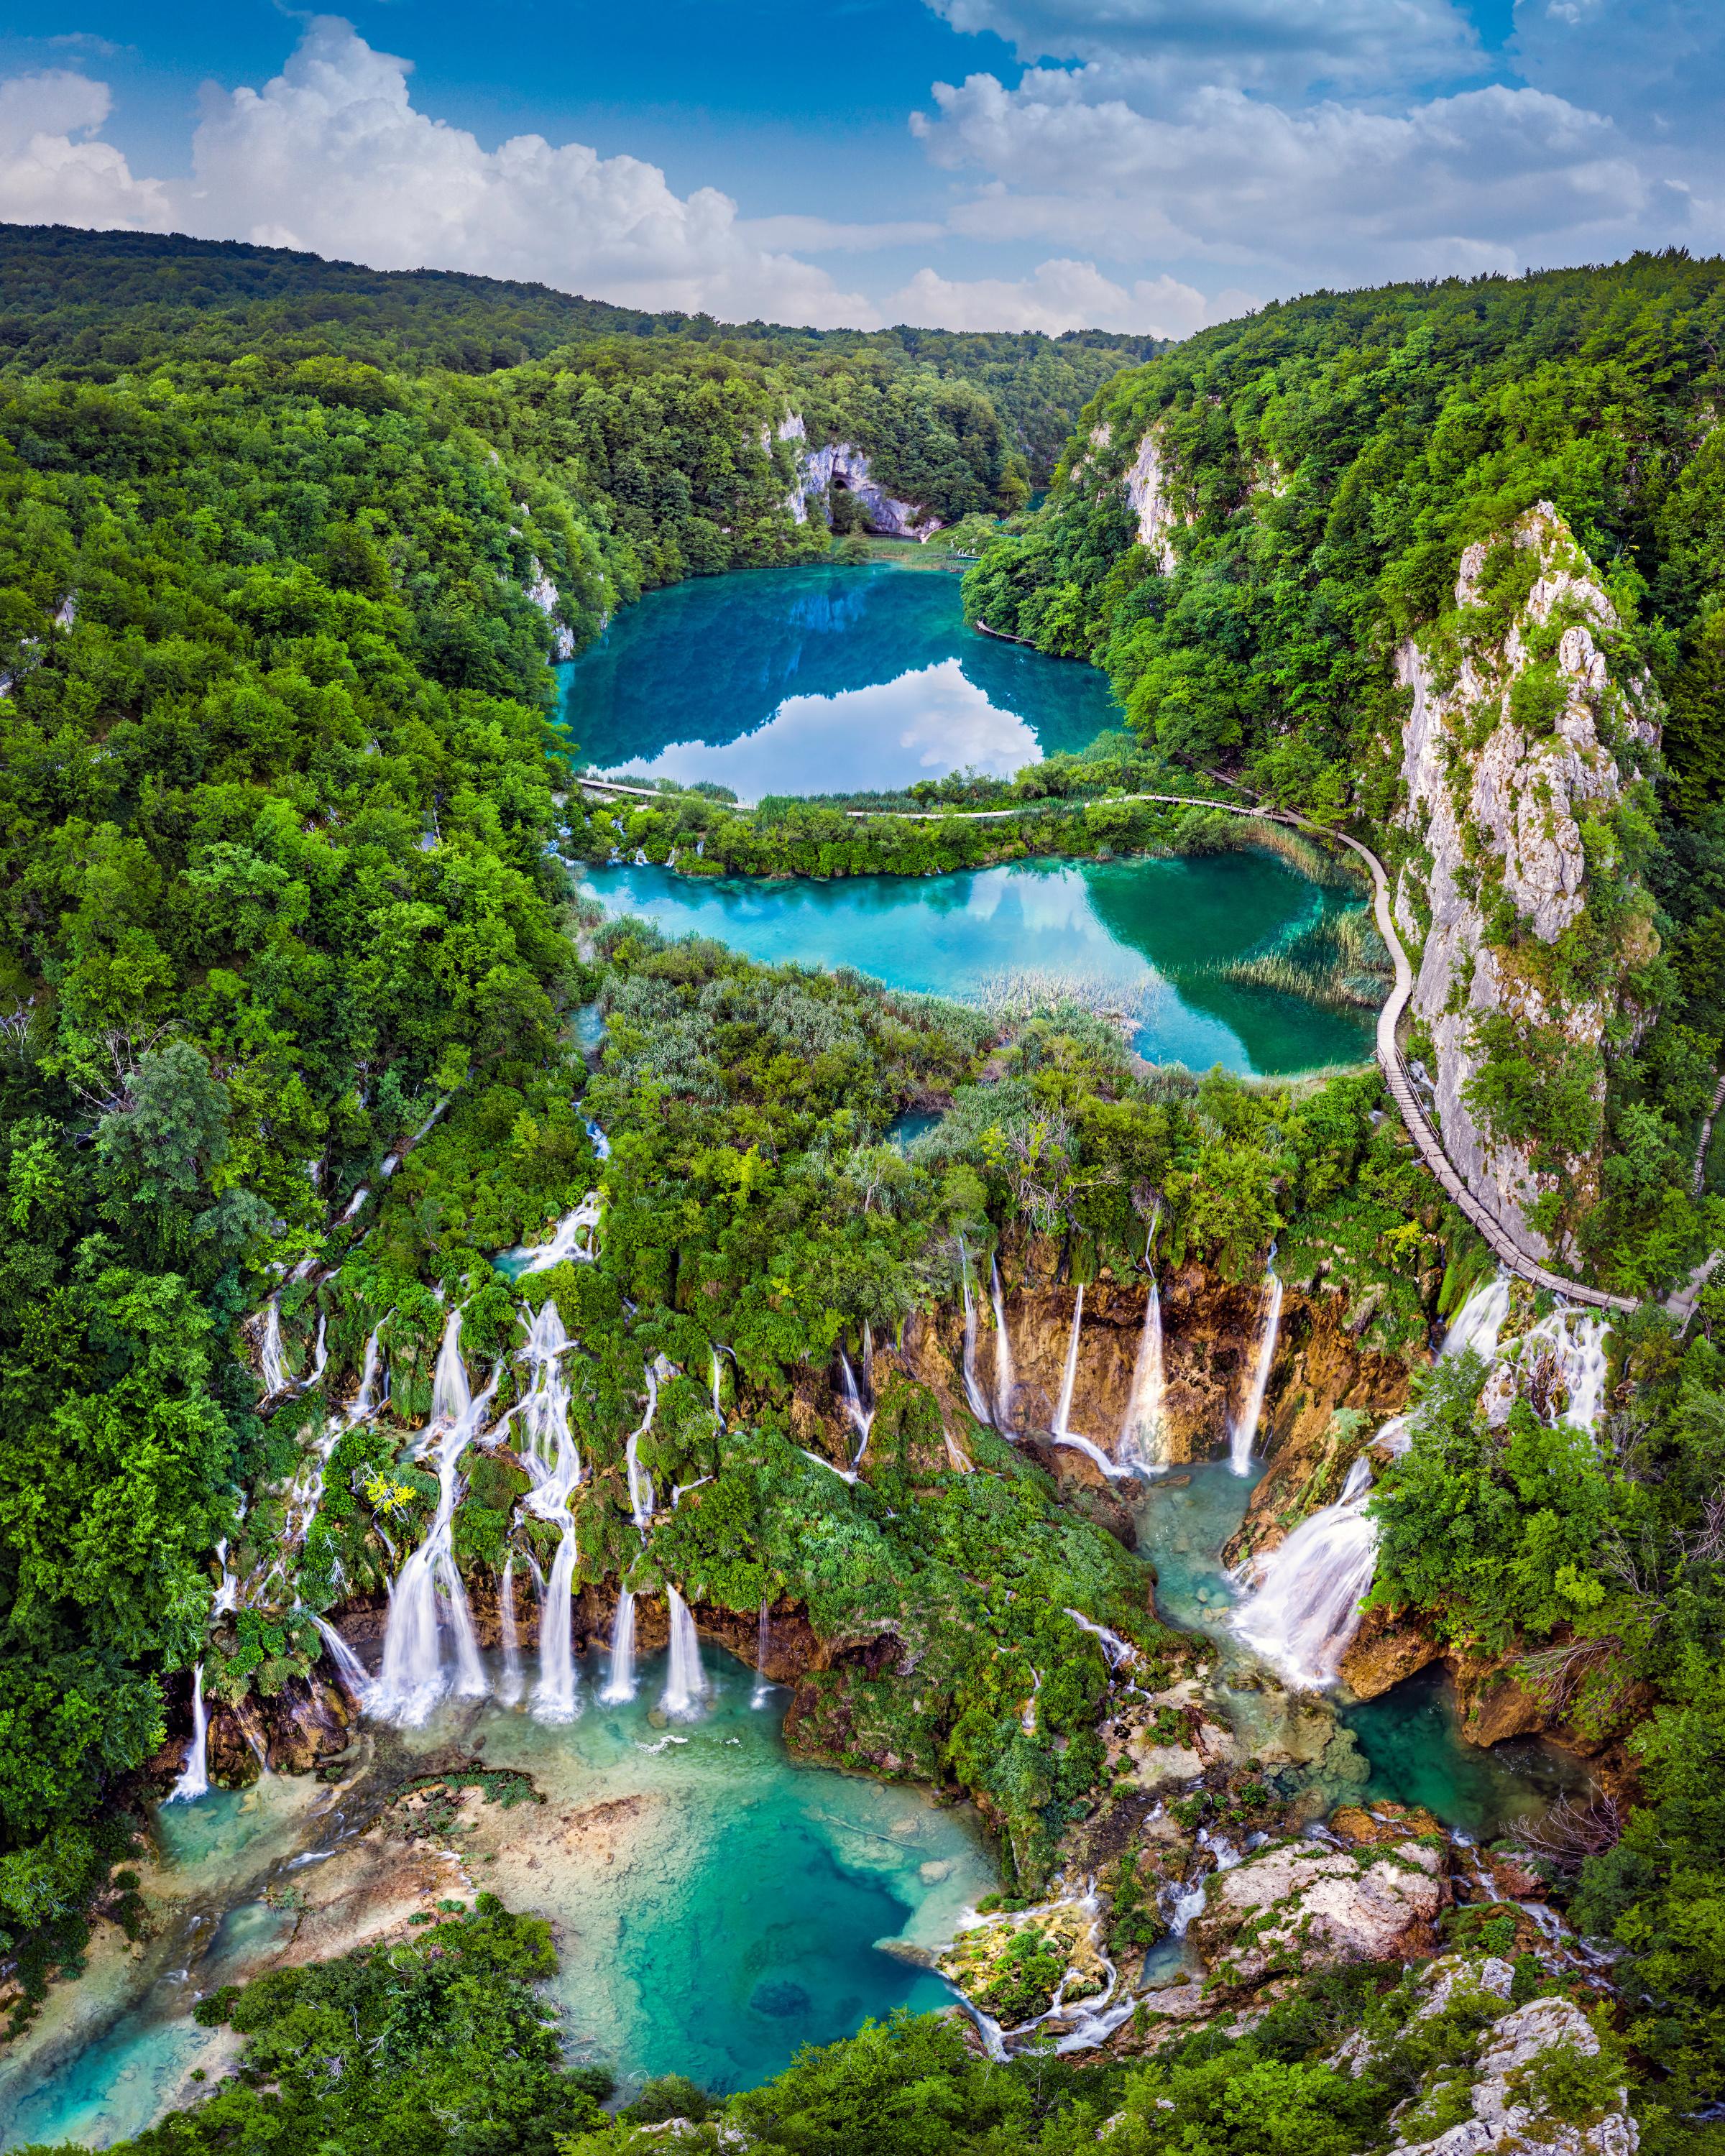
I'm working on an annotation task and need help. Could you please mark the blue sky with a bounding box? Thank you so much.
[0,1,1716,333]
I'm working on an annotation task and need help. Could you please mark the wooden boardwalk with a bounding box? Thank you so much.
[845,788,1643,1314]
[576,765,1681,1320]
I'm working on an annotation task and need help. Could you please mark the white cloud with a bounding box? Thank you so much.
[736,214,946,252]
[174,18,876,325]
[886,257,1253,334]
[926,0,1484,99]
[0,69,172,231]
[0,19,881,329]
[914,67,1664,284]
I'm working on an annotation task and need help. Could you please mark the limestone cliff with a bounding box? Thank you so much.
[1391,504,1661,1261]
[778,412,942,540]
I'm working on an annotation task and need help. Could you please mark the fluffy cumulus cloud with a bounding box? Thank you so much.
[0,70,172,231]
[926,0,1486,98]
[887,257,1251,334]
[914,0,1717,291]
[0,17,878,328]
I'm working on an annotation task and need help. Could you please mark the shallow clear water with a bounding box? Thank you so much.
[584,857,1373,1077]
[0,1654,990,2147]
[558,565,1120,797]
[1130,1464,1585,1841]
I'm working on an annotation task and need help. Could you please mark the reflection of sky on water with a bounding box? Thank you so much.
[581,858,1374,1077]
[559,564,1118,794]
[602,660,1043,801]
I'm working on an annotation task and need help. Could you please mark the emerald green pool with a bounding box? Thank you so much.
[558,564,1119,797]
[584,855,1375,1076]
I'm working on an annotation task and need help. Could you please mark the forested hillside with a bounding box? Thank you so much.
[966,254,1725,1293]
[0,225,1154,488]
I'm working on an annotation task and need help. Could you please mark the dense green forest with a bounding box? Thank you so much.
[0,226,1155,489]
[5,230,1725,2152]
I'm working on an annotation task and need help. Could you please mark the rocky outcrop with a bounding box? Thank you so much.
[778,413,941,539]
[523,561,575,660]
[1192,1834,1448,1986]
[1392,504,1661,1261]
[1391,1982,1636,2156]
[1124,425,1187,573]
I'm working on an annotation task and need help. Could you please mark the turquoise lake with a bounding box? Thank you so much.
[583,855,1375,1076]
[0,1652,991,2148]
[558,563,1120,797]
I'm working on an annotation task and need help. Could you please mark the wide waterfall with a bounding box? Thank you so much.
[661,1587,709,1718]
[599,1588,638,1704]
[1230,1455,1380,1687]
[515,1192,604,1276]
[497,1557,524,1707]
[1229,1261,1282,1475]
[518,1299,585,1724]
[958,1244,991,1425]
[372,1312,497,1727]
[167,1663,208,1802]
[990,1256,1016,1429]
[1117,1273,1167,1473]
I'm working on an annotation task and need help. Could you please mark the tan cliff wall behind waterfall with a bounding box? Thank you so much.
[898,1265,1410,1491]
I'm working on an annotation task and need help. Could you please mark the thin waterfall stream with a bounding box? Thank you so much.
[1229,1257,1282,1475]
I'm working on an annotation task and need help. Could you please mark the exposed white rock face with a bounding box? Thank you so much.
[1392,503,1660,1260]
[782,421,942,540]
[1124,425,1186,573]
[1192,1835,1446,1984]
[523,561,575,660]
[1394,1993,1637,2156]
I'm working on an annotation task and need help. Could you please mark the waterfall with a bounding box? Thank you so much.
[751,1601,773,1708]
[431,1307,471,1423]
[307,1312,328,1387]
[1229,1261,1283,1476]
[517,1299,586,1724]
[515,1192,603,1276]
[711,1347,724,1424]
[167,1664,209,1802]
[351,1322,386,1421]
[339,1184,369,1222]
[1443,1273,1510,1361]
[1117,1273,1167,1473]
[599,1588,638,1705]
[1063,1608,1137,1670]
[1230,1454,1379,1687]
[837,1350,874,1473]
[661,1588,709,1718]
[625,1365,661,1529]
[1053,1284,1084,1439]
[372,1323,498,1728]
[532,1527,582,1723]
[304,1611,373,1708]
[259,1299,292,1397]
[990,1256,1016,1429]
[958,1240,991,1425]
[497,1559,523,1707]
[1517,1306,1611,1432]
[586,1118,612,1161]
[213,1539,239,1616]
